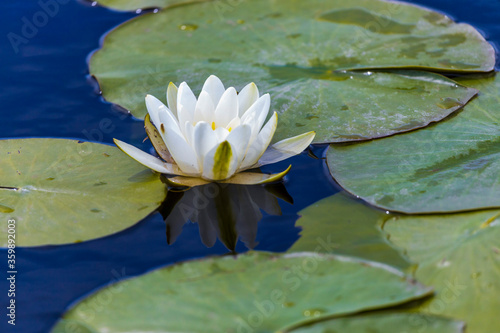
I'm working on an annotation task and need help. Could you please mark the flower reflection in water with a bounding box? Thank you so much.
[158,182,293,253]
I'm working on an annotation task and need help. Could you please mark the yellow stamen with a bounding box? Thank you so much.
[228,127,232,132]
[211,122,216,130]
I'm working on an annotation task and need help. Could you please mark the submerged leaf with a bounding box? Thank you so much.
[0,139,166,247]
[90,0,493,143]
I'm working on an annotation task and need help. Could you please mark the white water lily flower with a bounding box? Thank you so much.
[114,75,315,186]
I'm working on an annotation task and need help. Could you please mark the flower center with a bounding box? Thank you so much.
[211,121,232,132]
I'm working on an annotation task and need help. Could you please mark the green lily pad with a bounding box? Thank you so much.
[52,252,433,332]
[327,73,500,213]
[94,0,207,11]
[89,0,494,143]
[383,209,500,333]
[288,194,410,270]
[291,311,465,333]
[0,139,166,247]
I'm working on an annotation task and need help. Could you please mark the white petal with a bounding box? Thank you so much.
[214,87,238,128]
[113,139,185,175]
[184,121,195,147]
[240,94,271,144]
[166,82,178,118]
[201,75,225,106]
[177,82,197,124]
[239,112,277,171]
[177,105,193,138]
[238,82,259,117]
[156,103,183,140]
[255,131,316,168]
[192,121,217,168]
[145,95,176,132]
[163,128,201,175]
[202,141,238,180]
[226,117,241,130]
[194,91,215,124]
[213,127,230,142]
[240,94,270,126]
[225,124,251,166]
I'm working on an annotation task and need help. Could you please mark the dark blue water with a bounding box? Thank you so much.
[0,1,498,332]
